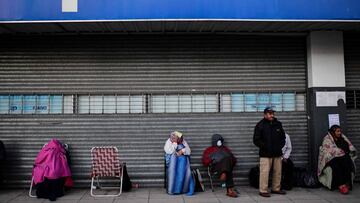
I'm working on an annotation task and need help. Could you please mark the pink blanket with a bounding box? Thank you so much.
[32,139,72,185]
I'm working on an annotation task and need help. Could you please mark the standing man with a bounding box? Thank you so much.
[253,107,286,197]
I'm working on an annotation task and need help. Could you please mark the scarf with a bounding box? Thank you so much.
[317,133,356,176]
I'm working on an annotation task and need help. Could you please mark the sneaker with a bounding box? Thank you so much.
[271,190,286,195]
[259,192,271,197]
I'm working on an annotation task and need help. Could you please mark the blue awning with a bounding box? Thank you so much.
[1,0,360,22]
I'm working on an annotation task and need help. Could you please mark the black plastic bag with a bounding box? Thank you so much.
[293,167,306,187]
[281,159,294,190]
[303,171,320,188]
[293,167,320,188]
[248,166,260,188]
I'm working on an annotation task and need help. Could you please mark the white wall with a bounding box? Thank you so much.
[307,31,345,88]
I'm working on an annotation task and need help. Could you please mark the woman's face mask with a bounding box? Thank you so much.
[216,140,222,147]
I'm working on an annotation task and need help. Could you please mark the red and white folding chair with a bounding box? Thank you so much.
[90,146,124,197]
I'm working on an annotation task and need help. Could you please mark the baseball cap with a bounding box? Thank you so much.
[263,106,276,114]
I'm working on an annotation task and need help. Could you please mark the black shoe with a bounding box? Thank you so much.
[48,194,56,201]
[271,190,286,195]
[259,192,271,197]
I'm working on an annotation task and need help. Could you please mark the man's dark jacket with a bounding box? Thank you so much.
[253,118,286,157]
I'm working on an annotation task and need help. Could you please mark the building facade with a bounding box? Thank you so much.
[0,0,359,188]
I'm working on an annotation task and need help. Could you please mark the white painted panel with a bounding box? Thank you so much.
[307,31,345,88]
[62,0,78,12]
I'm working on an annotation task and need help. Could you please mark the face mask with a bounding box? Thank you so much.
[217,140,222,147]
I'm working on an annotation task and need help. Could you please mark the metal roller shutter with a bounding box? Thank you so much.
[0,35,307,188]
[345,32,360,181]
[0,35,306,94]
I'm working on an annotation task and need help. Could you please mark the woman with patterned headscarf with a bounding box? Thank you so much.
[318,125,357,194]
[164,131,194,195]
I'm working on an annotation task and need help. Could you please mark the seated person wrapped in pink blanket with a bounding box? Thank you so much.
[32,139,73,201]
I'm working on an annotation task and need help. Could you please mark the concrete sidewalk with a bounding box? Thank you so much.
[1,184,360,203]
